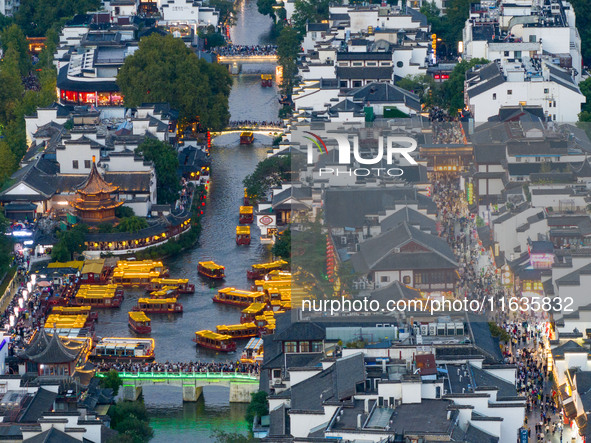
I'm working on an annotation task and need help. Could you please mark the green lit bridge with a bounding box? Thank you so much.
[96,371,259,403]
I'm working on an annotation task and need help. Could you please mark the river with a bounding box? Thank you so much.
[93,1,279,441]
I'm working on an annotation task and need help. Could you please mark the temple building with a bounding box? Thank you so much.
[19,329,89,377]
[71,158,123,223]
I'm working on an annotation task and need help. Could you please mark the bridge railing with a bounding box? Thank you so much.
[96,371,259,381]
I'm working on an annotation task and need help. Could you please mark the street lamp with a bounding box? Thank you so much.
[26,282,32,293]
[22,290,28,301]
[31,274,36,286]
[9,315,14,327]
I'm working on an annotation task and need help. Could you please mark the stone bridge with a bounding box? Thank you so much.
[96,371,260,402]
[216,54,278,74]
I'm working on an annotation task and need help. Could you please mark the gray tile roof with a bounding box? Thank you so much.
[324,187,437,228]
[379,206,437,234]
[19,389,58,423]
[290,353,365,412]
[351,222,457,273]
[346,82,420,111]
[336,66,393,80]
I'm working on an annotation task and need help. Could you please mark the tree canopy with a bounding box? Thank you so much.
[107,400,153,443]
[117,34,232,130]
[276,26,300,97]
[52,224,89,261]
[243,155,291,203]
[135,138,181,205]
[14,0,101,36]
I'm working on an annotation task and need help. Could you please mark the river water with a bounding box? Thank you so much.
[93,1,279,441]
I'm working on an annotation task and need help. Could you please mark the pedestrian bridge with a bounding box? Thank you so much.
[217,54,278,74]
[213,126,284,138]
[96,371,259,403]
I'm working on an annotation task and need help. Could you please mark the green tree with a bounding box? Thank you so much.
[292,0,332,37]
[135,138,181,204]
[97,223,115,233]
[569,0,591,64]
[117,34,232,130]
[579,77,591,122]
[245,391,268,431]
[52,224,88,261]
[115,206,135,218]
[117,216,148,233]
[272,228,290,260]
[99,370,122,396]
[437,58,489,115]
[257,0,277,19]
[0,48,25,124]
[243,154,291,203]
[276,26,300,97]
[15,0,101,36]
[210,430,254,443]
[397,74,436,104]
[208,0,236,26]
[1,24,31,76]
[108,401,153,443]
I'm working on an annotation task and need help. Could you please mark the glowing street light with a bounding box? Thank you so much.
[22,290,28,301]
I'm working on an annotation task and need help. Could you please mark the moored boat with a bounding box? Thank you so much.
[91,337,155,361]
[198,261,225,279]
[50,305,99,323]
[146,278,195,294]
[133,297,183,313]
[236,225,251,245]
[72,284,124,308]
[213,287,266,307]
[128,311,152,334]
[240,131,254,144]
[194,330,236,352]
[148,286,179,299]
[216,322,258,339]
[240,302,267,323]
[238,206,254,224]
[246,260,288,279]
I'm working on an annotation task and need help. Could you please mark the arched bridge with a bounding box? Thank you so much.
[96,371,259,402]
[217,54,278,74]
[213,126,284,138]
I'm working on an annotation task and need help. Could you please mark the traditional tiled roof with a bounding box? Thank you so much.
[75,161,119,195]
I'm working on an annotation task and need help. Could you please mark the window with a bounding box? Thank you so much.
[299,341,310,352]
[84,160,91,169]
[515,51,522,59]
[507,90,512,95]
[403,275,411,284]
[380,276,390,283]
[544,88,549,94]
[396,61,404,68]
[340,80,348,88]
[284,341,297,353]
[529,35,536,43]
[535,157,541,162]
[352,62,363,67]
[353,80,362,88]
[311,341,323,352]
[272,369,281,379]
[492,93,497,100]
[72,160,79,169]
[366,62,377,66]
[504,51,510,56]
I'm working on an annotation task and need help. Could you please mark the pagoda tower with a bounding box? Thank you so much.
[71,157,123,223]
